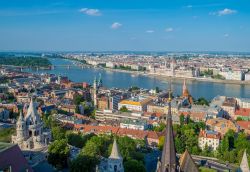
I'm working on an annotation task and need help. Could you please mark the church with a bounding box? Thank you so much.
[12,98,51,150]
[156,92,198,172]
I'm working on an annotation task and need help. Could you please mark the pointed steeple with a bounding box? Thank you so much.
[109,139,122,159]
[240,150,250,172]
[158,89,178,172]
[25,97,41,124]
[18,111,24,122]
[179,150,199,172]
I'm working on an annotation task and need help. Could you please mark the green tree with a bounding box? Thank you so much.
[48,139,70,170]
[66,132,94,148]
[82,135,112,158]
[73,94,84,105]
[70,154,99,172]
[180,114,185,125]
[120,106,129,112]
[153,123,166,132]
[124,159,146,172]
[52,126,66,140]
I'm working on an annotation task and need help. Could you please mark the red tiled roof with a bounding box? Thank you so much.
[237,121,250,130]
[73,124,160,141]
[199,130,221,139]
[235,108,250,117]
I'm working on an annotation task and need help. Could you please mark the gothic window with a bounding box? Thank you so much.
[114,165,117,172]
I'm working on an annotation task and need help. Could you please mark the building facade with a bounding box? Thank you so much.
[12,98,51,150]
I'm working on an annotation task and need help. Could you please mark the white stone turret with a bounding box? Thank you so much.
[108,139,124,172]
[16,111,26,143]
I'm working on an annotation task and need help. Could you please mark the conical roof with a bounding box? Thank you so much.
[240,150,250,172]
[25,97,41,124]
[109,139,122,159]
[159,99,178,172]
[179,149,199,172]
[17,111,25,124]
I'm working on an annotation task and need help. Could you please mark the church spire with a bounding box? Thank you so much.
[158,88,178,172]
[109,139,122,160]
[25,97,41,124]
[240,150,250,172]
[108,138,124,172]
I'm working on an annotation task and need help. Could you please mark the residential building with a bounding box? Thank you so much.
[234,108,250,120]
[206,118,238,136]
[118,96,153,112]
[120,119,148,130]
[198,130,221,151]
[221,97,237,117]
[237,121,250,135]
[237,98,250,108]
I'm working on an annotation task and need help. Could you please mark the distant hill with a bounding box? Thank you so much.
[0,56,51,67]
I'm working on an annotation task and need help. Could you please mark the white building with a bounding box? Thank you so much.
[120,119,148,130]
[245,73,250,81]
[12,98,51,150]
[106,62,115,68]
[198,130,221,151]
[236,98,250,108]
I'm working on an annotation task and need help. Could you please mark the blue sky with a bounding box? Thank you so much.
[0,0,249,52]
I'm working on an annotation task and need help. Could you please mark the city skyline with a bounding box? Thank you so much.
[0,0,250,52]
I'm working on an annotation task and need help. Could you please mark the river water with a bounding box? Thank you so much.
[27,58,250,100]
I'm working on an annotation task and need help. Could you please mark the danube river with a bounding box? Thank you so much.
[28,58,250,100]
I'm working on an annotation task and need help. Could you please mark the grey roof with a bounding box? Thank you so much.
[240,150,250,172]
[179,150,199,172]
[158,101,178,172]
[109,139,122,160]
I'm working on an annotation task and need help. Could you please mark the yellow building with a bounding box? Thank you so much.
[118,96,153,112]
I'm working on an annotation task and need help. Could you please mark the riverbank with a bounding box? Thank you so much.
[98,66,250,85]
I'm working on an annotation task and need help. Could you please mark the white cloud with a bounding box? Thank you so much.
[186,5,193,8]
[165,27,174,32]
[146,30,154,33]
[111,22,122,29]
[210,8,237,16]
[79,8,101,16]
[224,33,229,37]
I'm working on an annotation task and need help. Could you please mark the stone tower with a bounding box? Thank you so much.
[108,139,124,172]
[16,111,27,144]
[93,77,98,107]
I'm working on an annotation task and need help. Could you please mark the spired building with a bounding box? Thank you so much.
[182,79,193,105]
[156,90,198,172]
[12,98,51,150]
[97,139,124,172]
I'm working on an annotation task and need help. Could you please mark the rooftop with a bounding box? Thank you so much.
[0,142,15,153]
